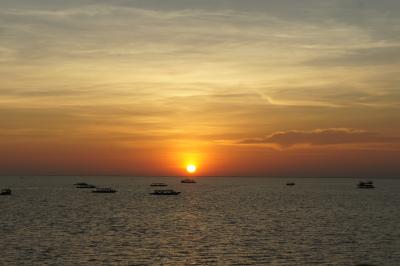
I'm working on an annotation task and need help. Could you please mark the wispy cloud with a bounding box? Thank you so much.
[306,46,400,67]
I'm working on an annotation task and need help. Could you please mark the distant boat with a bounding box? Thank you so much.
[286,182,295,186]
[181,179,196,183]
[76,184,96,189]
[74,182,89,186]
[0,188,12,195]
[357,181,375,189]
[150,183,168,187]
[92,187,117,193]
[150,189,181,195]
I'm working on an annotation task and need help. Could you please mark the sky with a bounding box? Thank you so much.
[1,0,400,177]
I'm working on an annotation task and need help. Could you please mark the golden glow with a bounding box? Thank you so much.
[179,150,204,175]
[186,164,197,174]
[1,3,399,177]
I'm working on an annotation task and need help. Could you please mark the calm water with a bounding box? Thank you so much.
[0,176,399,265]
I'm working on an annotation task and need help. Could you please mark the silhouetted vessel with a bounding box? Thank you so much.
[74,182,89,186]
[0,188,12,195]
[357,181,374,189]
[92,187,117,193]
[150,183,168,187]
[76,183,96,189]
[150,189,181,195]
[286,182,295,186]
[181,179,196,183]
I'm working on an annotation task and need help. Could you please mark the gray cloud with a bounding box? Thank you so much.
[240,128,400,147]
[1,2,397,62]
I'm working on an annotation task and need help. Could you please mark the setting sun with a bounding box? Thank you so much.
[186,164,197,174]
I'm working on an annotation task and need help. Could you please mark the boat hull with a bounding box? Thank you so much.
[150,192,181,195]
[0,189,11,195]
[181,180,196,183]
[76,185,96,189]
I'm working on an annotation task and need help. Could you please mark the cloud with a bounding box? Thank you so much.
[306,46,400,67]
[240,128,399,147]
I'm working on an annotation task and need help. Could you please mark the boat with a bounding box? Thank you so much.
[150,189,181,195]
[76,184,96,189]
[181,179,196,183]
[357,181,375,189]
[92,187,117,193]
[74,182,89,186]
[150,183,168,187]
[286,182,295,186]
[0,188,12,195]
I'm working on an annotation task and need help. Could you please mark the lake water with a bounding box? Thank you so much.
[1,176,399,265]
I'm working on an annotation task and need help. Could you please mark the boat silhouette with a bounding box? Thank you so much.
[357,181,375,189]
[92,187,117,193]
[0,188,12,195]
[181,179,196,183]
[76,184,96,189]
[150,189,181,195]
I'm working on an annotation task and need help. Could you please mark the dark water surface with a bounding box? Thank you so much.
[1,176,399,265]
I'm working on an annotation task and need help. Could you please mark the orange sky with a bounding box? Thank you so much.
[1,1,400,177]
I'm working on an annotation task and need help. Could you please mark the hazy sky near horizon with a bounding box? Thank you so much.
[1,0,400,177]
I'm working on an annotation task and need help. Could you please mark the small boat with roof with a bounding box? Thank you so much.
[286,182,295,186]
[74,182,87,186]
[150,189,181,195]
[181,179,196,183]
[357,181,374,189]
[75,182,96,189]
[92,187,117,193]
[1,188,12,195]
[150,183,168,187]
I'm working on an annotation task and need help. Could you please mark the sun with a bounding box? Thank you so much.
[186,164,197,174]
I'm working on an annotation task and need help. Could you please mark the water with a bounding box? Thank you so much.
[1,176,399,265]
